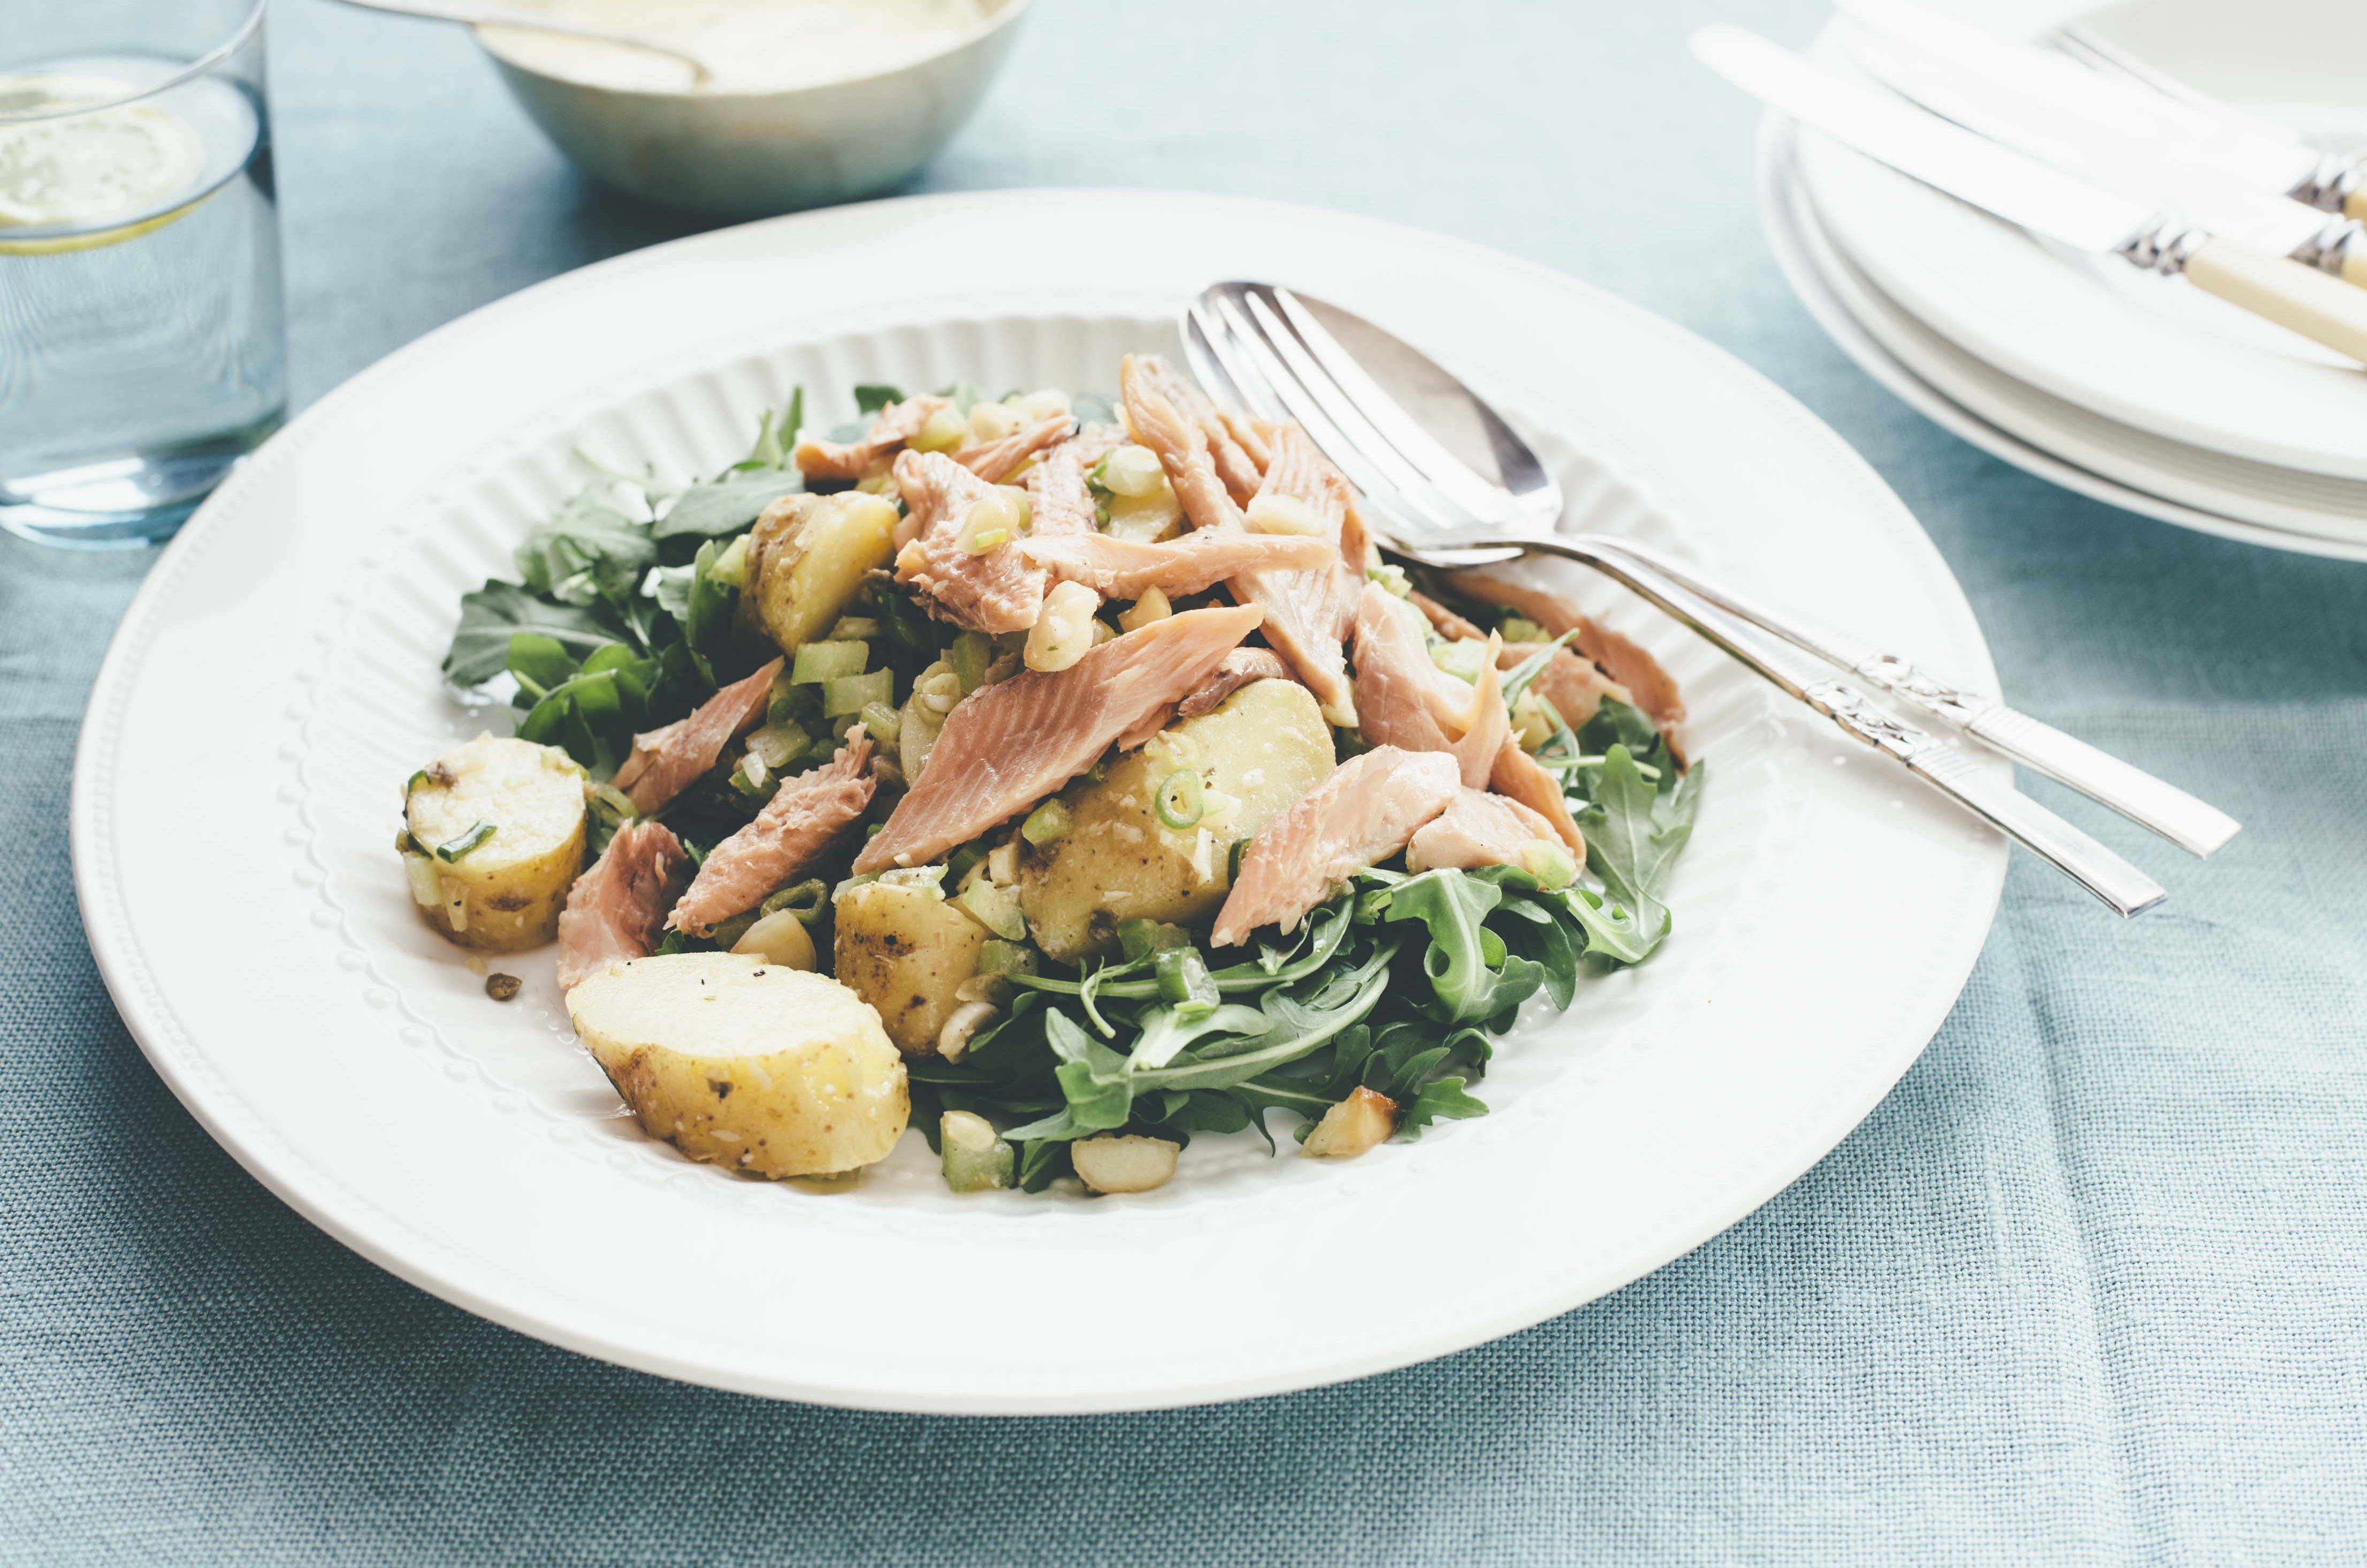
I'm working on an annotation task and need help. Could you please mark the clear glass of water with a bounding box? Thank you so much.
[0,0,285,548]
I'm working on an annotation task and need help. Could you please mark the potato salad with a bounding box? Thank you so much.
[408,358,1702,1195]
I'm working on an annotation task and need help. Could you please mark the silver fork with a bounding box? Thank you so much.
[1184,281,2232,915]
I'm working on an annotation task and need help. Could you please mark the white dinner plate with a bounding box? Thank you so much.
[73,190,2009,1413]
[1764,125,2367,559]
[1796,0,2367,483]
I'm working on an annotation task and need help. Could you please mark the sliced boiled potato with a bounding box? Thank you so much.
[1019,678,1333,962]
[833,878,989,1055]
[567,951,908,1179]
[1072,1134,1180,1194]
[402,733,587,952]
[1302,1086,1397,1159]
[742,490,899,655]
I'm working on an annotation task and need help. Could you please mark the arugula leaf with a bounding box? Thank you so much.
[1574,747,1698,956]
[652,470,804,541]
[1070,391,1118,426]
[443,580,627,686]
[1555,886,1660,966]
[513,484,655,605]
[1400,1077,1489,1137]
[1377,869,1547,1027]
[853,384,905,414]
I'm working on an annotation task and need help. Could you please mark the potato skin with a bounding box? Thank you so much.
[1020,679,1333,963]
[742,491,898,655]
[568,952,908,1179]
[833,880,989,1055]
[403,733,587,952]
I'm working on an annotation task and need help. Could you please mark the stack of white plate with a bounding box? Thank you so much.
[1759,0,2367,559]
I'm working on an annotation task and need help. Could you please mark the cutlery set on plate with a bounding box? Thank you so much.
[1182,281,2240,917]
[1731,0,2367,556]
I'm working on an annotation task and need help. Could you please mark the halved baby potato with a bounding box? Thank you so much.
[1019,678,1334,963]
[567,951,909,1180]
[742,490,900,656]
[402,733,587,952]
[833,878,989,1055]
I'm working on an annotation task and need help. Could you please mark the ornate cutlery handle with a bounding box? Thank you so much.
[1586,537,2241,858]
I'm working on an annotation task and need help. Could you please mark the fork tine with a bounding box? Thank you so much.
[1266,288,1525,526]
[1182,302,1280,423]
[1203,294,1455,540]
[1229,291,1480,533]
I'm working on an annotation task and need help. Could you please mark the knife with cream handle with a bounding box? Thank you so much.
[1838,24,2367,289]
[1829,0,2367,223]
[1691,25,2367,366]
[2050,22,2367,223]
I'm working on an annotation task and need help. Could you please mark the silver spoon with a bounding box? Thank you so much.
[327,0,719,89]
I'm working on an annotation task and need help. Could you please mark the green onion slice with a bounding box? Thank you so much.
[433,821,496,862]
[1155,769,1205,830]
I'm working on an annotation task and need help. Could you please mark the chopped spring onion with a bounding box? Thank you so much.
[947,842,989,885]
[912,404,968,453]
[744,722,806,770]
[433,821,496,862]
[940,1110,1013,1190]
[736,751,770,791]
[977,939,1038,977]
[823,668,893,718]
[859,700,902,744]
[1154,946,1218,1015]
[1155,769,1205,830]
[949,631,992,692]
[1499,615,1552,644]
[1368,561,1413,598]
[761,878,828,921]
[711,533,751,590]
[767,669,814,730]
[790,640,869,684]
[967,527,1010,554]
[1021,799,1071,846]
[1115,919,1192,963]
[1429,638,1491,684]
[828,616,880,640]
[403,768,429,798]
[958,879,1027,940]
[1226,834,1250,884]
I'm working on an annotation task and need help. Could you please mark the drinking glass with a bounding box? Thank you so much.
[0,0,285,548]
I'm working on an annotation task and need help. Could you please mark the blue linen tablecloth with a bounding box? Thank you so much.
[7,1,2367,1560]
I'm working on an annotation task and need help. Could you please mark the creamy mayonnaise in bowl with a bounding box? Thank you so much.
[474,0,1032,217]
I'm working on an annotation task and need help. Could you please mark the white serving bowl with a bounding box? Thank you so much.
[473,0,1030,218]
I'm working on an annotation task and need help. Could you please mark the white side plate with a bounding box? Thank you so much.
[1796,0,2367,483]
[73,190,2006,1413]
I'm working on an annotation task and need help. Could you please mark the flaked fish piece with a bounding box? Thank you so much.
[1410,592,1490,644]
[891,449,1049,634]
[792,395,949,480]
[954,414,1074,484]
[1350,584,1501,789]
[1123,357,1360,725]
[614,655,783,814]
[1067,422,1128,470]
[554,820,692,989]
[854,605,1265,873]
[1501,641,1628,730]
[1490,744,1585,854]
[1450,570,1686,728]
[1210,746,1461,946]
[1131,354,1263,503]
[1217,409,1273,475]
[1405,789,1567,877]
[1022,443,1101,539]
[670,729,876,935]
[1017,530,1336,601]
[1177,647,1292,721]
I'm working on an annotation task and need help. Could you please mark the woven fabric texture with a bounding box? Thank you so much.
[5,0,2365,1561]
